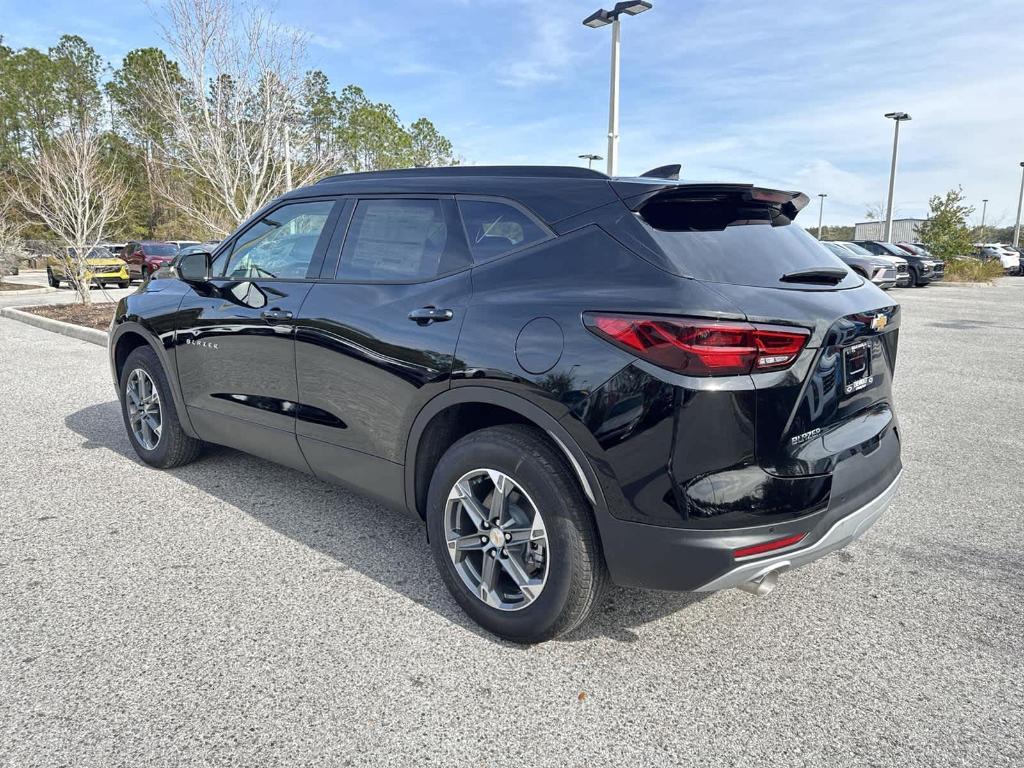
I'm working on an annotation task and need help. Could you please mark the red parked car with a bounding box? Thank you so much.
[121,241,179,281]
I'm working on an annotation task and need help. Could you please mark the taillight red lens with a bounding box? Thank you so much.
[733,532,806,559]
[585,314,809,376]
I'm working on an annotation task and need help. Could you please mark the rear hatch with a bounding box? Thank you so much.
[617,182,901,494]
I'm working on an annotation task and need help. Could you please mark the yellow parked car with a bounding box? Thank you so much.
[47,247,131,289]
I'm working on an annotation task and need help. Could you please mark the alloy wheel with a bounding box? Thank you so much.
[444,468,549,611]
[126,368,162,450]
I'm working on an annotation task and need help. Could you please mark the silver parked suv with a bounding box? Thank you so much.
[821,241,900,289]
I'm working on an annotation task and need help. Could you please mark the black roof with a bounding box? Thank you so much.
[283,165,807,225]
[294,166,621,225]
[315,165,608,183]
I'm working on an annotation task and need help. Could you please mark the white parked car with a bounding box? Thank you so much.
[974,244,1021,275]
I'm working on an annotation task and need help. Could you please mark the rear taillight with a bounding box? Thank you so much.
[584,313,809,377]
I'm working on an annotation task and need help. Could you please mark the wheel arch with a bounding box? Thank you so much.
[110,320,199,439]
[404,387,604,524]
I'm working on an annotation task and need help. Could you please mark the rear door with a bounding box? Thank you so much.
[175,197,341,471]
[294,195,473,484]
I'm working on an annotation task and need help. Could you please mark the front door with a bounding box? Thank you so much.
[294,196,473,493]
[175,197,341,471]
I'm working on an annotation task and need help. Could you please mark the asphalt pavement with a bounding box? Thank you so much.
[1,279,1022,767]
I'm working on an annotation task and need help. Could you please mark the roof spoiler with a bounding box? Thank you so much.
[639,164,681,180]
[615,183,810,225]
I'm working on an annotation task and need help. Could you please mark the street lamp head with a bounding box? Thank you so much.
[584,2,651,26]
[1019,161,1024,168]
[819,193,828,198]
[884,111,911,121]
[614,1,653,15]
[579,153,603,160]
[583,9,613,27]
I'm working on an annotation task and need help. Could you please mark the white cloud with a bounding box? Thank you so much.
[493,6,581,88]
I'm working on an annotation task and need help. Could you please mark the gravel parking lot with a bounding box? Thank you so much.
[1,280,1022,767]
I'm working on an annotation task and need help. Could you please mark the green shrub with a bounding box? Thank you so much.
[942,257,1005,282]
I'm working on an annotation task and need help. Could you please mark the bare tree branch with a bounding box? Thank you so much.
[147,0,339,236]
[0,203,27,285]
[11,127,126,304]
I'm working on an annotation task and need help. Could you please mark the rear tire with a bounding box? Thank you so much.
[426,424,607,643]
[119,345,203,468]
[118,280,130,289]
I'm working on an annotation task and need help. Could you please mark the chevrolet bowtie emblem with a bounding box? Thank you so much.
[870,314,888,331]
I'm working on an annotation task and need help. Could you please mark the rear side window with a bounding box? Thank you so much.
[458,199,548,262]
[638,196,858,289]
[337,198,463,281]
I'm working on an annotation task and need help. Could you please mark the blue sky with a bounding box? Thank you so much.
[2,0,1022,225]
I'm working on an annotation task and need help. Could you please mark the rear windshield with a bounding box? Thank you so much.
[639,199,857,289]
[144,244,178,256]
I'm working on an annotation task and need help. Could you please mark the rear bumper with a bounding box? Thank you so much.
[695,470,901,591]
[594,424,902,592]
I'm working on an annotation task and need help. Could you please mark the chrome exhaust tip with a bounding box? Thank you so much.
[737,569,780,597]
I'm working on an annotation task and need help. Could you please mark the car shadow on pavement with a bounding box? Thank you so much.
[66,401,708,645]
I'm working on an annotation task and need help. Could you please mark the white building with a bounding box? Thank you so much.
[853,218,927,242]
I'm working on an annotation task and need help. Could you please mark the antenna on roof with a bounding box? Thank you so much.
[639,164,681,180]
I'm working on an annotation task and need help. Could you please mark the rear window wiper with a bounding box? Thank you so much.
[779,267,848,285]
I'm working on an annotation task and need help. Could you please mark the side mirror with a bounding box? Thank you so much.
[177,251,212,282]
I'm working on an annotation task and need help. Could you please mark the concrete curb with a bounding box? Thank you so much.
[932,281,993,287]
[0,306,108,347]
[0,285,58,296]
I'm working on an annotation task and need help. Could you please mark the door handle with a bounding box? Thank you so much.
[261,308,293,321]
[408,307,454,325]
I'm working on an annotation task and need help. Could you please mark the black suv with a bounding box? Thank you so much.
[110,167,903,642]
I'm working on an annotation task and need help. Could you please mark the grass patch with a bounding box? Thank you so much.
[942,258,1005,282]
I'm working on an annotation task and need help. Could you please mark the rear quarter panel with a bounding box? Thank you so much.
[452,224,750,522]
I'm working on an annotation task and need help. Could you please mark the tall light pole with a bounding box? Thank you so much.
[284,120,293,190]
[583,2,653,177]
[980,198,988,242]
[579,153,603,170]
[817,193,827,240]
[883,111,911,243]
[1014,162,1024,248]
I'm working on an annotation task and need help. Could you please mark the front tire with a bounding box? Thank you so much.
[47,268,60,288]
[118,280,130,289]
[119,345,203,468]
[426,425,607,643]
